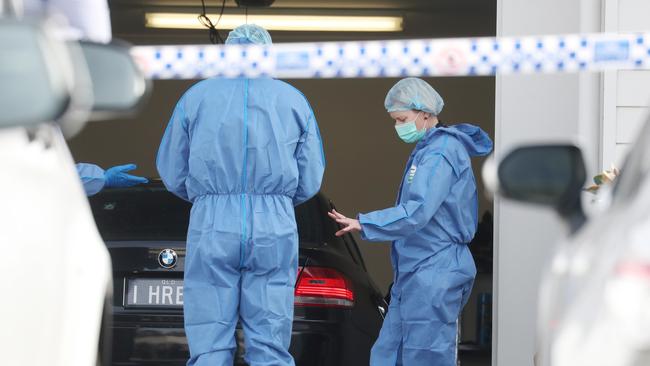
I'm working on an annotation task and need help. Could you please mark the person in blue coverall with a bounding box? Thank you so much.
[329,78,493,366]
[76,163,148,196]
[156,24,325,366]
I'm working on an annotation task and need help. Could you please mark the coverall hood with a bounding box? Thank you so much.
[422,123,493,157]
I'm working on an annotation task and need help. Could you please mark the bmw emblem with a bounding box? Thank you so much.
[158,249,178,269]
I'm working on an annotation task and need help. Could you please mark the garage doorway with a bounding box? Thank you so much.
[69,1,497,364]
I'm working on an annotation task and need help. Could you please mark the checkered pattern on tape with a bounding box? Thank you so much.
[131,32,650,80]
[132,45,274,80]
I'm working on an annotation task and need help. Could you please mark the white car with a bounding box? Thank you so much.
[0,17,147,366]
[490,118,650,366]
[0,126,113,366]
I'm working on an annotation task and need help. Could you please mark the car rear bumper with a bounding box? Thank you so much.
[111,312,358,366]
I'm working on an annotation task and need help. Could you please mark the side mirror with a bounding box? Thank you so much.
[78,41,150,120]
[0,19,150,136]
[57,40,151,137]
[0,19,72,128]
[497,145,587,233]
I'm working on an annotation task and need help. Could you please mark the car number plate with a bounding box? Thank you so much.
[125,278,184,308]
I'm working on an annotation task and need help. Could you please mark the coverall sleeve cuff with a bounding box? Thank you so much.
[358,213,378,242]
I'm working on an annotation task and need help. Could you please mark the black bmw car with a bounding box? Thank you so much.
[89,181,387,365]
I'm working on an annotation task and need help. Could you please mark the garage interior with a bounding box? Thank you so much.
[69,0,497,364]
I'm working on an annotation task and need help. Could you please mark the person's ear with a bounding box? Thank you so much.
[423,112,431,120]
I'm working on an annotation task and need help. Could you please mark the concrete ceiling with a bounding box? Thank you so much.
[109,0,496,44]
[110,0,495,11]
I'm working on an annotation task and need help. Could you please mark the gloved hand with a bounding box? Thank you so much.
[104,164,149,188]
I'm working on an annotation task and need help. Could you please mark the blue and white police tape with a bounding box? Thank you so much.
[131,32,650,80]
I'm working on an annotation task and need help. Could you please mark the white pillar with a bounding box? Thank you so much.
[494,1,602,365]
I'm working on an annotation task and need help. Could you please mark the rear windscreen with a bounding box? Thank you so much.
[89,186,326,245]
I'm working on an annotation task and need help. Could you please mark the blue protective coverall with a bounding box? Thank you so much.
[362,123,492,366]
[76,163,107,196]
[156,77,325,366]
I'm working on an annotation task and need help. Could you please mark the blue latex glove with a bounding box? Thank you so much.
[104,164,149,188]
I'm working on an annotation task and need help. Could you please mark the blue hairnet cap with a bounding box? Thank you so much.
[384,78,445,115]
[225,24,272,45]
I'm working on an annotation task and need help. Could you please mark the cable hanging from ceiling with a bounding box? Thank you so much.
[198,0,226,44]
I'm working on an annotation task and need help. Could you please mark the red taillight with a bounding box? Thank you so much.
[294,267,354,308]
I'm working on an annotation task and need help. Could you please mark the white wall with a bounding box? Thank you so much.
[601,0,650,169]
[495,1,603,365]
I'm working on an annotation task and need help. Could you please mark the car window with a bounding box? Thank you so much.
[611,116,650,204]
[89,185,337,250]
[315,197,363,264]
[294,196,326,245]
[295,196,357,260]
[89,186,190,241]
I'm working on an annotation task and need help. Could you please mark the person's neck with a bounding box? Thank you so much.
[429,116,440,129]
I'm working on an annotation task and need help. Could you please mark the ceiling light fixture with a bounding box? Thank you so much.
[145,13,403,32]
